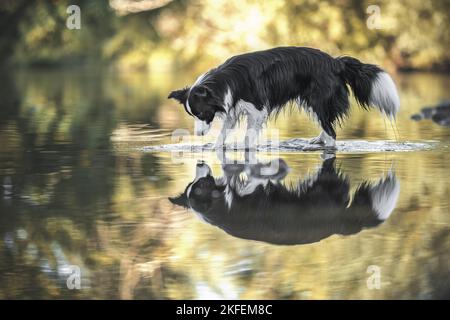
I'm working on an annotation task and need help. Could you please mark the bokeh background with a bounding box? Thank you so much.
[1,0,449,71]
[0,0,449,299]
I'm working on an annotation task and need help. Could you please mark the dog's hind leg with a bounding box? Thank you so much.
[308,104,338,148]
[307,82,347,148]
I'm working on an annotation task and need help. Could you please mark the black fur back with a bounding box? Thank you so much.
[199,47,382,139]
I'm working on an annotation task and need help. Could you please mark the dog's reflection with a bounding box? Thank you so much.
[169,157,400,245]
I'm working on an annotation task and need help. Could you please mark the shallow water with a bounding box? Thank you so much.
[0,68,449,299]
[142,139,435,152]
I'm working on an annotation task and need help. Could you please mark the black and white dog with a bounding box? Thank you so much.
[169,157,400,245]
[168,46,400,148]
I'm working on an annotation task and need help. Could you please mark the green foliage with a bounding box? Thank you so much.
[2,0,449,70]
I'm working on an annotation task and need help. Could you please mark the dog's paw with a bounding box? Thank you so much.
[320,151,336,160]
[308,136,325,145]
[214,142,227,150]
[308,132,336,148]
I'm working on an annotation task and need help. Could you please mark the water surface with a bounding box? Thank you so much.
[0,68,449,299]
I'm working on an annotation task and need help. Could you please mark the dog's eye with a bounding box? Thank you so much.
[195,86,208,97]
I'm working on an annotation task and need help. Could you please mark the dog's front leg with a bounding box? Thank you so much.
[215,115,236,150]
[245,109,267,150]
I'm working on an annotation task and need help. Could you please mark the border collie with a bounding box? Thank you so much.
[168,46,400,148]
[169,158,400,245]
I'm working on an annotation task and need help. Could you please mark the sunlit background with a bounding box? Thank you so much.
[0,0,449,299]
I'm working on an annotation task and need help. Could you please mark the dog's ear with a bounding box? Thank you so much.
[168,193,189,208]
[168,87,189,104]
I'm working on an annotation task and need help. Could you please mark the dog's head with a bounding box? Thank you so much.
[169,162,225,213]
[168,84,226,135]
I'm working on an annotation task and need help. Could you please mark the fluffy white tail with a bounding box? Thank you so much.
[339,56,400,119]
[369,72,400,119]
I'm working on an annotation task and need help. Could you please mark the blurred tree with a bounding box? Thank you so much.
[0,0,448,71]
[0,0,28,62]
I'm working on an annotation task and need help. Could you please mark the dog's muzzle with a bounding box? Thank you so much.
[194,118,211,136]
[195,161,212,178]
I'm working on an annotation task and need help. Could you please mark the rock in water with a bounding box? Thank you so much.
[411,100,450,127]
